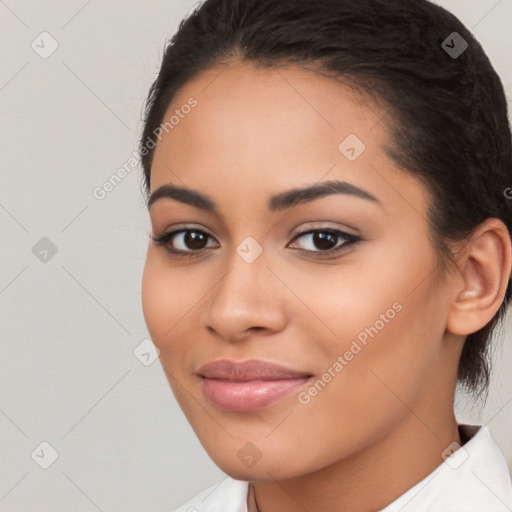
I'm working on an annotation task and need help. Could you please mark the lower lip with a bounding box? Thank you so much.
[201,377,311,412]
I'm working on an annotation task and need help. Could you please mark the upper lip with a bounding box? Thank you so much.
[197,359,312,381]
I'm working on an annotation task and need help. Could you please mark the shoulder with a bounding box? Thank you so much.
[171,476,249,512]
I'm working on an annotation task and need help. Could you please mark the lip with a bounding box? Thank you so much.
[197,359,312,381]
[197,359,313,412]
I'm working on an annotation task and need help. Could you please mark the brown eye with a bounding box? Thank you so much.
[312,231,338,250]
[152,229,219,255]
[181,231,209,250]
[288,229,361,254]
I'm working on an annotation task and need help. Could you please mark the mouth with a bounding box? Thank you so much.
[197,359,313,412]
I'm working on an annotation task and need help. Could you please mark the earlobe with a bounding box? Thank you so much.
[446,218,511,336]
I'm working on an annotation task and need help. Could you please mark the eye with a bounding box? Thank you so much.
[288,228,361,255]
[151,226,362,258]
[151,228,219,256]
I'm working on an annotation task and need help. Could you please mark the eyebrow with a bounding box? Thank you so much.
[147,179,380,212]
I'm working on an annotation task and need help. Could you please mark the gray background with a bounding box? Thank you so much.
[0,0,511,510]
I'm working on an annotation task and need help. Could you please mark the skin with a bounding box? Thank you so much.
[141,60,511,511]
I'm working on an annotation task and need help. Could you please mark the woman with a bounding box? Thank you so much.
[139,0,512,510]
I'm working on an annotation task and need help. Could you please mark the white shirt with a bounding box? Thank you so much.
[171,424,512,511]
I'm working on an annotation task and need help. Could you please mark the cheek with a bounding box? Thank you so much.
[285,250,444,405]
[312,274,445,424]
[257,293,445,475]
[271,253,403,347]
[141,253,204,410]
[141,249,197,352]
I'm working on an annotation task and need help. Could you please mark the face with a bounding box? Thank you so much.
[141,61,460,481]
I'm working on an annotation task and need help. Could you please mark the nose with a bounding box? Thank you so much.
[202,249,288,342]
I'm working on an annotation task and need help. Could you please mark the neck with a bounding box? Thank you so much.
[249,411,461,512]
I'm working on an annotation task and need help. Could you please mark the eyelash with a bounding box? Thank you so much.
[151,227,362,258]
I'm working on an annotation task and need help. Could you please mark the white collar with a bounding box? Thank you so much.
[172,424,512,512]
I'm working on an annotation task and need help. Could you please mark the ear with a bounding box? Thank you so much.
[446,218,512,336]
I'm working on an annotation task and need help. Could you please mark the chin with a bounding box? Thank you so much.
[206,448,311,482]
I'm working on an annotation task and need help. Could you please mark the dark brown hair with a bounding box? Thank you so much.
[138,0,512,398]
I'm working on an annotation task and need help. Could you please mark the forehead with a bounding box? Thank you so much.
[149,61,428,218]
[153,61,383,168]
